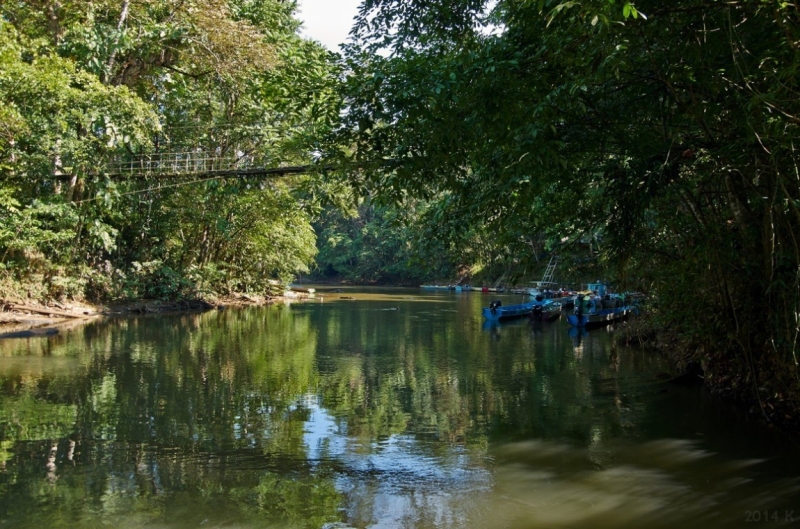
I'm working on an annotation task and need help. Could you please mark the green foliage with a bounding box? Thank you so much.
[0,22,157,170]
[0,1,340,301]
[331,0,800,403]
[104,260,194,301]
[314,198,466,283]
[313,191,577,285]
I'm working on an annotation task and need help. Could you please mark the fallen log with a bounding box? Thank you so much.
[7,303,92,319]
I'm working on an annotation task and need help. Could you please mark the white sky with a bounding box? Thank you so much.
[297,0,364,51]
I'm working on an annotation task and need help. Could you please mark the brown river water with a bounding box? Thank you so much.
[0,286,797,528]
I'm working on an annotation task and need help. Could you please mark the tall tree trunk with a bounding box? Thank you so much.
[46,1,62,46]
[104,0,131,85]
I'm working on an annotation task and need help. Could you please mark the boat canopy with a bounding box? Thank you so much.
[586,283,608,296]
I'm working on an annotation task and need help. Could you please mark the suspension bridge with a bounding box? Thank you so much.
[99,151,328,179]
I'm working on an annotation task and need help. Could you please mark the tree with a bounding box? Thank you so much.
[0,0,342,300]
[330,0,800,413]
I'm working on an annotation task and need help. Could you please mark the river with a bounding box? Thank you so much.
[0,287,797,528]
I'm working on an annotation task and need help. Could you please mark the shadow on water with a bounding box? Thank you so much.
[476,437,799,529]
[0,287,797,528]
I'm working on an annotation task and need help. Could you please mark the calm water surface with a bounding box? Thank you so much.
[0,287,798,528]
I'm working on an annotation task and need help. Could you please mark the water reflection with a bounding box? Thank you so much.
[0,289,797,528]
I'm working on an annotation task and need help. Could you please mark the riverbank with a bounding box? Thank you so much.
[616,314,800,438]
[0,292,317,338]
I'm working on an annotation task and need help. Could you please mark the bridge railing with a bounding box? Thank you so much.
[104,151,262,177]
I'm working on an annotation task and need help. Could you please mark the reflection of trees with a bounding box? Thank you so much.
[99,308,320,449]
[233,471,342,528]
[308,304,665,450]
[0,307,346,528]
[313,305,488,447]
[0,308,320,447]
[0,301,674,527]
[0,395,77,443]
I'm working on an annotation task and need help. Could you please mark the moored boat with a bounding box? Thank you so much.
[483,300,532,321]
[567,292,631,327]
[530,301,562,322]
[534,287,575,308]
[482,297,556,322]
[566,307,631,327]
[527,281,559,298]
[526,255,574,307]
[557,293,575,309]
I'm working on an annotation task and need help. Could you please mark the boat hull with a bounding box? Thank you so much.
[530,305,562,322]
[482,303,534,321]
[567,307,631,327]
[483,299,556,322]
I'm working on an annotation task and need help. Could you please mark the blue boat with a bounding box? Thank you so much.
[482,298,556,322]
[567,293,631,327]
[566,307,631,327]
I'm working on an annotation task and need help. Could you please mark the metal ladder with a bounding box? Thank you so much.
[541,254,558,283]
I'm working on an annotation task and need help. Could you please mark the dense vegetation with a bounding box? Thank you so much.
[321,0,800,420]
[311,197,569,285]
[0,0,339,300]
[2,1,800,421]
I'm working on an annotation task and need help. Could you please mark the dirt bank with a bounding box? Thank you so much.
[0,291,315,339]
